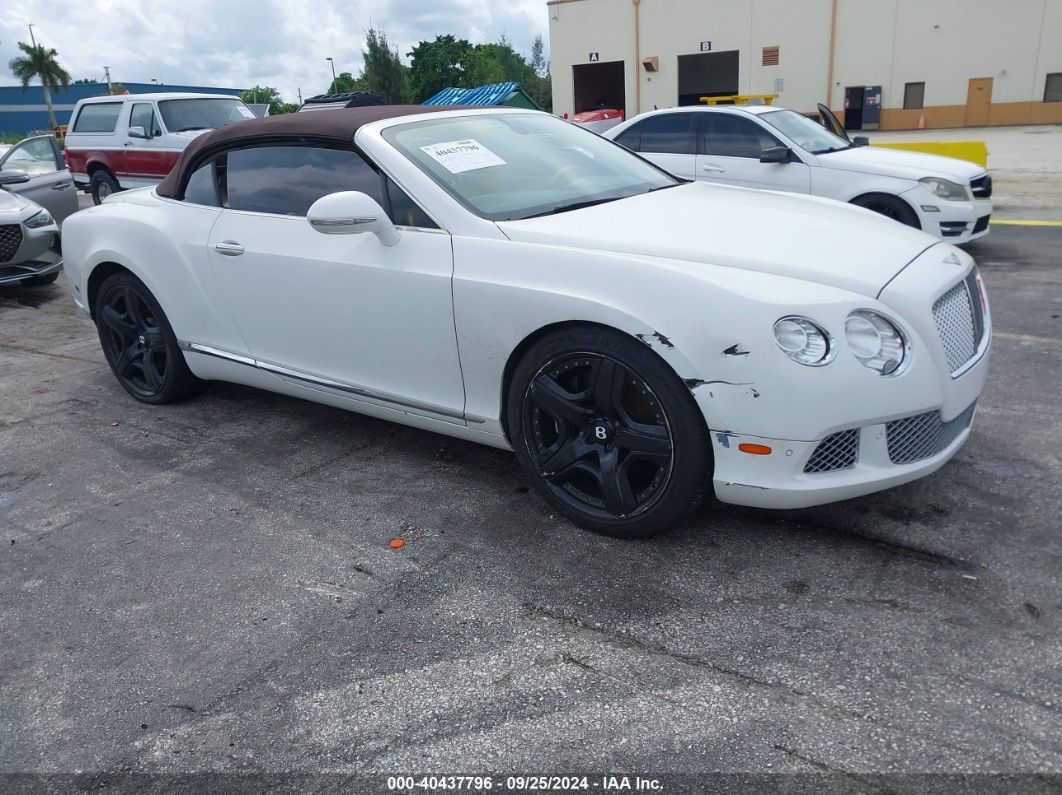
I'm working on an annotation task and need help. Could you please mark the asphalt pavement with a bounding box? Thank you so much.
[0,225,1060,794]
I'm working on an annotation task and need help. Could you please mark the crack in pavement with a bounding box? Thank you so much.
[772,744,888,792]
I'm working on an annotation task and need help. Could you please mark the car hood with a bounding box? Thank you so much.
[497,182,936,297]
[817,145,985,182]
[0,188,31,215]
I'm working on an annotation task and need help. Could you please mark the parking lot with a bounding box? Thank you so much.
[2,209,1061,790]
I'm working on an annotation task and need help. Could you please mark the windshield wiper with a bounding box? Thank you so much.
[812,144,856,155]
[519,195,626,220]
[175,126,210,132]
[648,181,686,191]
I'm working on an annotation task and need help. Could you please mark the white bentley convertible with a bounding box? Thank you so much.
[62,106,991,537]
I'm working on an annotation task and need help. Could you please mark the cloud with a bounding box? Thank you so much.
[0,0,549,102]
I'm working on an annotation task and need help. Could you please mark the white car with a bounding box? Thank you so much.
[605,104,992,244]
[62,107,991,538]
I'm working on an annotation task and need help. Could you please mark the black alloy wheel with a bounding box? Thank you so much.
[509,326,711,538]
[94,272,204,404]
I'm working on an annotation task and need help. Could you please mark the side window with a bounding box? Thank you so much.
[386,177,438,229]
[72,103,122,133]
[225,145,381,216]
[183,160,221,207]
[613,125,642,152]
[704,115,782,158]
[638,114,693,155]
[130,103,162,137]
[1,137,60,175]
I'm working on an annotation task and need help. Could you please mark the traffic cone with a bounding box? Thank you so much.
[917,113,926,129]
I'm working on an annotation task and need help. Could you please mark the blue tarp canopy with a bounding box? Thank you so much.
[423,82,526,107]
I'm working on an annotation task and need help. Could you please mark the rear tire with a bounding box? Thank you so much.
[507,325,712,539]
[93,271,205,404]
[851,193,920,229]
[90,170,120,205]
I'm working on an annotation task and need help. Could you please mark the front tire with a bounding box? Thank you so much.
[851,193,920,229]
[90,170,120,205]
[93,272,205,404]
[507,326,712,538]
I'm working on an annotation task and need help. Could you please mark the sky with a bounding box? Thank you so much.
[0,0,550,103]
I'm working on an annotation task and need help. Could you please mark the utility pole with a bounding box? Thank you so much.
[326,57,337,91]
[297,87,303,104]
[28,23,36,47]
[103,66,112,93]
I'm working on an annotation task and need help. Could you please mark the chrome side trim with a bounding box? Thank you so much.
[179,341,256,366]
[178,340,483,423]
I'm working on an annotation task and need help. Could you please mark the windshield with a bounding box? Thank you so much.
[759,109,852,154]
[384,113,678,221]
[158,98,255,132]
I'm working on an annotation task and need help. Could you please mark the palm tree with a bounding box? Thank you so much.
[9,41,72,131]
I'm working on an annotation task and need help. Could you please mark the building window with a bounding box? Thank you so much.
[762,46,779,67]
[1046,73,1062,102]
[903,82,925,110]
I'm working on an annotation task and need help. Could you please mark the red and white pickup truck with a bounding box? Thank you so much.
[64,93,255,204]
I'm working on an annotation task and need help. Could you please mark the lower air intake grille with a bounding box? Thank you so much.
[886,403,976,464]
[804,428,860,473]
[0,224,23,263]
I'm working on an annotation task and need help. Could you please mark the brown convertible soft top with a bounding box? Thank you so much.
[156,105,455,199]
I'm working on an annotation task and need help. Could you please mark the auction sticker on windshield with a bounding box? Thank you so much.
[420,139,506,173]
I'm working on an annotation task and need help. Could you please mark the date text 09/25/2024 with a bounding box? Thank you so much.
[387,775,664,791]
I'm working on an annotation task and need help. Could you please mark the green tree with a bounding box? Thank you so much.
[407,35,472,102]
[328,71,365,94]
[530,34,547,77]
[74,77,98,85]
[9,41,72,130]
[239,85,289,115]
[108,83,127,95]
[359,27,410,104]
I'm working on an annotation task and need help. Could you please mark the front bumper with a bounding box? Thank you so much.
[711,399,980,509]
[904,186,992,244]
[0,253,63,286]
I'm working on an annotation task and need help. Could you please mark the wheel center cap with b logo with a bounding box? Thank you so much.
[590,422,612,443]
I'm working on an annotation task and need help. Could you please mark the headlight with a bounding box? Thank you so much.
[25,209,54,229]
[918,177,968,201]
[845,310,908,375]
[772,316,835,366]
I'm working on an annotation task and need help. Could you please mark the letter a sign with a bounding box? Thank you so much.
[589,52,600,62]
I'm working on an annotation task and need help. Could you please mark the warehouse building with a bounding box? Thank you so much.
[548,0,1062,130]
[0,82,242,137]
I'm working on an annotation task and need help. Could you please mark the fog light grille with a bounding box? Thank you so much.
[886,403,976,464]
[804,428,859,473]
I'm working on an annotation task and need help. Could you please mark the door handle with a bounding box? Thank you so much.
[51,181,70,190]
[214,242,245,256]
[702,164,727,173]
[123,141,133,147]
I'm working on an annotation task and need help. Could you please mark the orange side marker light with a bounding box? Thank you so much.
[738,443,772,455]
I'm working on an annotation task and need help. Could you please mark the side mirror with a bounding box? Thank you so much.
[0,169,31,186]
[306,191,399,246]
[128,126,149,139]
[852,136,871,147]
[760,146,792,164]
